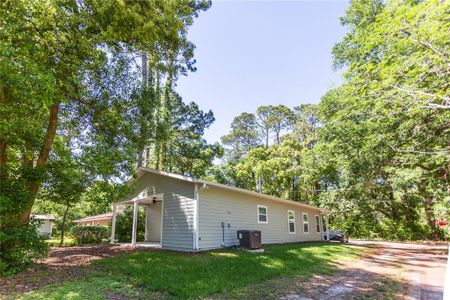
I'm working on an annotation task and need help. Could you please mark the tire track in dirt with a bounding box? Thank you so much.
[280,241,448,300]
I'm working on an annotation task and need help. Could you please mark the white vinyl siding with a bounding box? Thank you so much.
[36,220,53,237]
[288,210,296,234]
[198,187,322,250]
[257,205,268,224]
[146,203,161,242]
[303,212,309,234]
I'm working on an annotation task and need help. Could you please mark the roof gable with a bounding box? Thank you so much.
[134,167,327,213]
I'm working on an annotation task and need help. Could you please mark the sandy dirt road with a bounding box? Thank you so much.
[281,240,448,300]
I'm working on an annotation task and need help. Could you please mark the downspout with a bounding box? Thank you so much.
[193,183,207,250]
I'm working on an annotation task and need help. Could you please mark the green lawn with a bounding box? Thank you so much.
[45,236,77,247]
[22,242,361,299]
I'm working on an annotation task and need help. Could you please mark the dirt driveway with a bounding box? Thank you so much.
[281,240,448,300]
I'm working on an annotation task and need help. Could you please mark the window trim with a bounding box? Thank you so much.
[257,205,268,224]
[315,215,321,233]
[287,210,296,234]
[302,212,309,234]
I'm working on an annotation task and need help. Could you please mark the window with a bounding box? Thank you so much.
[257,205,268,223]
[288,210,296,234]
[315,215,321,233]
[302,213,309,234]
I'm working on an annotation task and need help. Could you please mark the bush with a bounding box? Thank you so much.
[0,220,49,276]
[115,207,145,243]
[71,225,109,245]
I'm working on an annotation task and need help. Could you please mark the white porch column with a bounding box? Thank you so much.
[131,200,138,246]
[320,214,324,241]
[144,206,149,242]
[110,203,117,244]
[325,215,330,241]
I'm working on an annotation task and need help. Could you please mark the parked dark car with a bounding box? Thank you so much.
[323,231,348,242]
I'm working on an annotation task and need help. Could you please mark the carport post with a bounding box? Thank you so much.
[131,200,138,246]
[110,203,117,244]
[144,206,149,242]
[325,215,330,241]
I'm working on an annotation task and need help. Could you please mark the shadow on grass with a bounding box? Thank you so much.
[90,242,361,298]
[13,242,413,299]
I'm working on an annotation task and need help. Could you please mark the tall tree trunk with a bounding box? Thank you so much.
[20,103,60,223]
[158,59,174,170]
[417,180,435,229]
[59,203,70,247]
[137,53,148,168]
[265,130,269,148]
[388,185,399,224]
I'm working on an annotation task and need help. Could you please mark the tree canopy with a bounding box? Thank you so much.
[0,0,213,274]
[214,0,449,241]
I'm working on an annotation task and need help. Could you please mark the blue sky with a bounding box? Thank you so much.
[175,1,349,144]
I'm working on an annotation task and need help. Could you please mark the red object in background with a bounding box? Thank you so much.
[435,219,448,228]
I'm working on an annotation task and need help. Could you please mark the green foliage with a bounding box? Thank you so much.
[315,0,450,240]
[114,207,146,243]
[0,220,48,276]
[143,93,223,177]
[71,226,109,245]
[217,104,320,201]
[215,0,450,242]
[221,113,262,161]
[1,0,211,274]
[257,105,294,147]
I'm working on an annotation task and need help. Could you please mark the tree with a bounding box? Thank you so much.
[269,105,293,145]
[0,0,210,274]
[142,91,222,177]
[256,105,293,146]
[221,113,262,161]
[256,106,273,148]
[212,0,450,241]
[37,139,88,247]
[314,0,450,239]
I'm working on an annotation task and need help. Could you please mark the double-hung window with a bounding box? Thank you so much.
[288,210,296,234]
[257,205,268,223]
[302,212,309,234]
[315,215,321,233]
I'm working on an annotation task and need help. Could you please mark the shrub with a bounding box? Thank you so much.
[0,220,49,276]
[71,225,109,245]
[115,207,145,243]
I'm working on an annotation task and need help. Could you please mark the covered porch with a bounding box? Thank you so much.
[110,193,163,247]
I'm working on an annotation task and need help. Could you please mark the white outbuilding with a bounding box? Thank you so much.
[30,214,55,237]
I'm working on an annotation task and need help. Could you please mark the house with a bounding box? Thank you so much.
[110,167,329,251]
[74,212,113,226]
[30,214,55,237]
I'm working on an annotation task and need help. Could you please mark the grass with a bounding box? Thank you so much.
[21,242,361,299]
[45,236,77,247]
